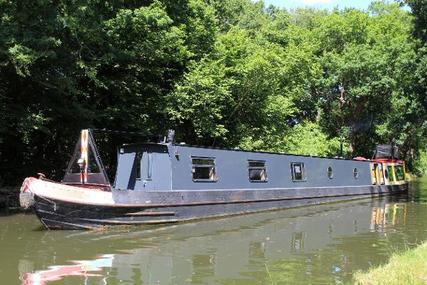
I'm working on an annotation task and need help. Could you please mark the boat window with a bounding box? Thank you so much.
[327,166,333,179]
[291,162,306,181]
[395,165,405,181]
[192,157,217,182]
[353,168,359,179]
[248,160,267,182]
[384,168,389,179]
[135,152,142,180]
[134,152,153,181]
[146,153,152,179]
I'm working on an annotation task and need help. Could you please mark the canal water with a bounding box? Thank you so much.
[1,179,427,285]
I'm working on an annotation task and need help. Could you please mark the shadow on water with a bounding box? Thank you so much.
[1,179,427,284]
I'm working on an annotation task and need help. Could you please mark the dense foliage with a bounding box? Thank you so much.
[0,0,426,185]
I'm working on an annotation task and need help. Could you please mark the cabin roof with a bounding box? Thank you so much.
[119,142,374,163]
[172,143,375,162]
[122,142,165,147]
[372,158,405,164]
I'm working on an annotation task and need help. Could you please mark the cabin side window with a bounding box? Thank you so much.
[135,152,152,180]
[291,162,306,181]
[192,157,217,182]
[395,165,405,181]
[248,160,267,182]
[142,152,153,180]
[135,152,142,180]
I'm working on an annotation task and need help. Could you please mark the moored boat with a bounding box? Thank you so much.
[20,130,408,230]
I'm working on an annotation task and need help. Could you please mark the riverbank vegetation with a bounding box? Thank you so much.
[1,0,427,185]
[354,241,427,285]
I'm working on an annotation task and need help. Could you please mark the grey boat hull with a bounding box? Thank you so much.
[32,184,408,230]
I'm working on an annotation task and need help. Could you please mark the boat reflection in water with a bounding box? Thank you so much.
[370,203,407,232]
[21,196,410,285]
[22,255,113,285]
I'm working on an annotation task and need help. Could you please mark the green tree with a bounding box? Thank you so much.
[1,0,426,184]
[0,0,217,184]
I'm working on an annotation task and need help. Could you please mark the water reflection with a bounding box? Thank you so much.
[22,255,113,285]
[13,193,423,285]
[370,203,407,232]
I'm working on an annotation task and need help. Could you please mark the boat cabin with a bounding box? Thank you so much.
[113,143,374,191]
[62,130,407,191]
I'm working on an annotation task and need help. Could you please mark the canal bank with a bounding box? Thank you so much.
[0,187,19,211]
[354,241,427,284]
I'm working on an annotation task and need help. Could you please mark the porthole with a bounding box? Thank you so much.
[327,166,333,179]
[353,168,359,179]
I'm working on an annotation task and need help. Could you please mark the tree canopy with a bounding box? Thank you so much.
[1,0,426,185]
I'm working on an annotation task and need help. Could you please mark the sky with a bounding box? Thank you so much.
[263,0,376,10]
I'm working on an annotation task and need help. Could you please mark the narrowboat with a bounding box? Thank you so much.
[19,130,408,230]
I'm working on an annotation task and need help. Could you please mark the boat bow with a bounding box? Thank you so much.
[19,177,114,208]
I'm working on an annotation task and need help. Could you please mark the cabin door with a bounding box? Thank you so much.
[371,163,378,184]
[134,148,154,190]
[132,145,171,191]
[377,164,385,185]
[371,163,384,185]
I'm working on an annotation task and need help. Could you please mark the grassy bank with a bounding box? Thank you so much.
[354,242,427,285]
